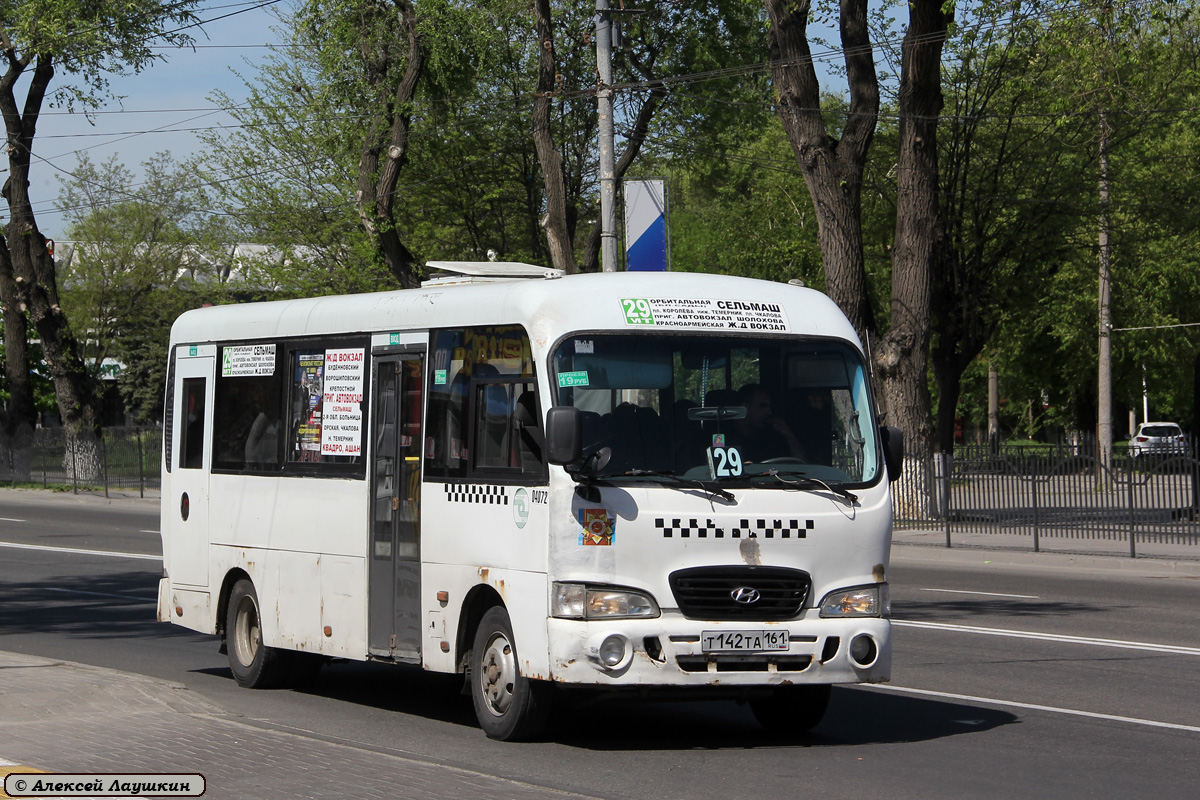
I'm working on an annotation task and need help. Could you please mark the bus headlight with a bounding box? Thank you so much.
[552,583,660,619]
[819,584,890,618]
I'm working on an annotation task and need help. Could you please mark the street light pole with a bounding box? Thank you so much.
[596,0,618,272]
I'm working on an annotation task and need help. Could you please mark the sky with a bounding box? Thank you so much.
[28,0,286,240]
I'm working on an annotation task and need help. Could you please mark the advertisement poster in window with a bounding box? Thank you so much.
[321,348,365,456]
[295,353,325,459]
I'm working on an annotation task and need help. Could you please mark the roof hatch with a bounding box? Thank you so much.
[422,260,564,287]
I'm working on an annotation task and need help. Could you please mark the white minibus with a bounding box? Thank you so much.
[158,262,902,740]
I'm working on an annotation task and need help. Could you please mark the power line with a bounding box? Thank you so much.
[157,0,285,39]
[1112,322,1200,332]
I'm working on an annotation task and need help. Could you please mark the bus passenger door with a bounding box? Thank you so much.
[170,348,214,588]
[368,353,424,662]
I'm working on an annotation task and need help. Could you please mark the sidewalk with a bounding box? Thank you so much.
[891,526,1200,577]
[0,651,600,800]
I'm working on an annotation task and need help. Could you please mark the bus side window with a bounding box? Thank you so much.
[468,381,544,479]
[474,382,513,469]
[212,345,284,473]
[425,324,537,482]
[284,343,368,469]
[471,381,542,473]
[180,378,207,470]
[512,385,542,467]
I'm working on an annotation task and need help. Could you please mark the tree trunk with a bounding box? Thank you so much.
[877,0,950,469]
[934,360,962,455]
[766,0,878,340]
[0,239,35,480]
[532,0,578,273]
[0,54,100,448]
[63,429,104,484]
[355,0,424,288]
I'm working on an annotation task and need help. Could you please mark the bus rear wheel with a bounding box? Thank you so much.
[470,606,552,741]
[750,684,831,734]
[226,578,293,689]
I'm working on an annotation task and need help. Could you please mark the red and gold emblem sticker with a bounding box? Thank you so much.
[578,508,615,546]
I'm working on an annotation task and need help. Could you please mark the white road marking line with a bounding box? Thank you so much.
[870,684,1200,734]
[140,530,161,534]
[46,588,156,603]
[0,541,159,561]
[893,619,1200,656]
[0,517,26,522]
[919,587,1040,599]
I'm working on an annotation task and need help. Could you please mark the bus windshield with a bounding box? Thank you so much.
[552,334,880,486]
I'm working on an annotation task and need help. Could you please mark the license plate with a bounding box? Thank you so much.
[700,630,790,653]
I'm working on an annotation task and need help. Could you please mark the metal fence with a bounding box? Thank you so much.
[893,443,1200,555]
[0,426,162,497]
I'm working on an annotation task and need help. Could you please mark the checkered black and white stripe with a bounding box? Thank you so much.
[654,517,814,539]
[443,484,509,505]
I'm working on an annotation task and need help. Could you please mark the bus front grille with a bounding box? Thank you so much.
[668,566,811,621]
[675,655,813,673]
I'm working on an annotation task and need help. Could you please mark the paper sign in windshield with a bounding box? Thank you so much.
[558,371,590,388]
[620,297,789,331]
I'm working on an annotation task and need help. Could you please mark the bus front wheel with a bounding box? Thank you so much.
[226,578,293,689]
[470,606,552,741]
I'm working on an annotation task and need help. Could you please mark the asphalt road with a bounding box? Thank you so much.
[1,489,1198,799]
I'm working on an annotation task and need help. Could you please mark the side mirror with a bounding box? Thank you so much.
[545,406,583,466]
[880,425,903,482]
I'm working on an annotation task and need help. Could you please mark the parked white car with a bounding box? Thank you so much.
[1129,422,1188,458]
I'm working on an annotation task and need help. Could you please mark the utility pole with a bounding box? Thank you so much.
[596,0,618,272]
[1142,364,1149,422]
[1096,0,1115,484]
[987,359,1000,455]
[1097,108,1113,475]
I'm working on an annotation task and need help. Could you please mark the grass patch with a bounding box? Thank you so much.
[4,481,103,493]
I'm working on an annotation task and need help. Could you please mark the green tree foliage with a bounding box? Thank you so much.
[56,153,235,422]
[203,0,768,283]
[0,0,202,463]
[980,0,1200,440]
[928,1,1090,450]
[201,39,390,295]
[204,0,545,286]
[667,124,824,283]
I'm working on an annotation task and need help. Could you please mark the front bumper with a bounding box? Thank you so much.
[546,611,890,687]
[1132,441,1187,456]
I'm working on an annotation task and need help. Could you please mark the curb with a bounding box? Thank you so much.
[890,538,1200,578]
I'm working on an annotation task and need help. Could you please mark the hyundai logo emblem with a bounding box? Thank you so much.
[731,587,761,604]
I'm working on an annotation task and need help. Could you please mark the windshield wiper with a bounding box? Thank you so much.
[764,469,858,506]
[565,467,735,504]
[624,470,736,502]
